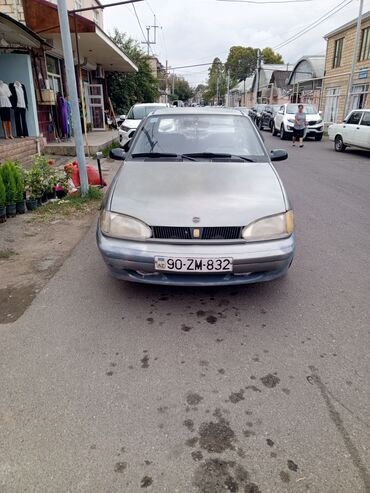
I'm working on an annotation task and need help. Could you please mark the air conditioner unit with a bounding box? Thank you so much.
[95,64,105,79]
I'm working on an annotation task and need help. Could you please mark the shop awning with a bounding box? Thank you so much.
[23,0,138,73]
[0,12,49,48]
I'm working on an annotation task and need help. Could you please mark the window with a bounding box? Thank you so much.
[324,87,340,122]
[46,55,63,96]
[347,111,362,125]
[332,38,343,68]
[349,84,368,111]
[360,112,370,126]
[74,0,82,10]
[359,27,370,61]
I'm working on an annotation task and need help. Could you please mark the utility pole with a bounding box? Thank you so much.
[255,48,262,105]
[141,15,161,56]
[165,60,168,103]
[344,0,364,117]
[216,75,219,106]
[57,0,88,195]
[226,68,230,107]
[172,70,175,97]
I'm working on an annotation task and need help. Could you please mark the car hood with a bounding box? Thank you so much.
[121,119,141,130]
[110,161,287,227]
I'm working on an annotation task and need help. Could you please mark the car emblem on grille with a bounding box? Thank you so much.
[192,217,200,223]
[192,228,201,239]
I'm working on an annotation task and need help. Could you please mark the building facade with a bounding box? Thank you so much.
[322,11,370,123]
[288,55,325,109]
[0,0,137,146]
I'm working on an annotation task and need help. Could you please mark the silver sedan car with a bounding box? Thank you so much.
[97,107,295,286]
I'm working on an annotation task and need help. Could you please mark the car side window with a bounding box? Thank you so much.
[347,111,362,125]
[360,112,370,126]
[280,106,284,113]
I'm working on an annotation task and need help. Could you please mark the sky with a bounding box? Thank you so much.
[103,0,370,87]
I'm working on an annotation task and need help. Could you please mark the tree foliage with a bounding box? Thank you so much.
[169,75,194,102]
[225,46,284,86]
[203,58,227,104]
[107,30,159,114]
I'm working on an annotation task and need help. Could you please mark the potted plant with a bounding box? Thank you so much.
[25,167,43,210]
[0,173,6,223]
[13,163,26,214]
[0,163,17,218]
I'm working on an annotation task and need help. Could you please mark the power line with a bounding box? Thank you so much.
[132,3,154,55]
[273,0,353,50]
[218,0,314,3]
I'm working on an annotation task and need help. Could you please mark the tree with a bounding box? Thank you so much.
[205,58,227,104]
[169,75,194,102]
[107,30,159,114]
[225,46,284,86]
[262,47,284,65]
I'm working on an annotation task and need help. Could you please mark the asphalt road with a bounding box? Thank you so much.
[1,134,369,493]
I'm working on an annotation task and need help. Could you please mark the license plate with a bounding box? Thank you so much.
[155,257,233,273]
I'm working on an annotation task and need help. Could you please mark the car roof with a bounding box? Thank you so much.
[133,103,169,107]
[150,107,249,116]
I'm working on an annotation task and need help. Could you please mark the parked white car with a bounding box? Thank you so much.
[119,103,170,147]
[273,103,323,141]
[328,109,370,152]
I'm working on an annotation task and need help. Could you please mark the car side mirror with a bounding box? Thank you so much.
[270,149,288,162]
[119,114,126,121]
[109,148,126,161]
[278,110,283,115]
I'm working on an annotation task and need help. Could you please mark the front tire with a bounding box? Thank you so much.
[272,124,278,136]
[258,119,264,131]
[280,124,287,140]
[335,135,346,152]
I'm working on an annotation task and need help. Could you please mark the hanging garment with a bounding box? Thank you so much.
[57,94,69,137]
[0,82,12,121]
[14,108,28,137]
[67,100,73,137]
[9,82,29,136]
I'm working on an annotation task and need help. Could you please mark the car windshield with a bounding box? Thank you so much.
[272,105,281,111]
[286,104,317,115]
[127,105,166,120]
[256,105,265,111]
[130,114,266,160]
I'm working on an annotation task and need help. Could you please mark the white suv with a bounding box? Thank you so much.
[273,103,323,141]
[328,109,370,152]
[119,103,170,147]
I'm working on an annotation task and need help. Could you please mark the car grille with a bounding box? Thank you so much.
[152,226,242,240]
[308,120,317,125]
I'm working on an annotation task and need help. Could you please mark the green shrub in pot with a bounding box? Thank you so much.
[0,163,17,217]
[9,162,26,214]
[0,173,6,223]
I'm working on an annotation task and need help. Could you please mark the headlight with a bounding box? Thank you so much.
[242,211,294,241]
[100,211,152,240]
[287,118,295,123]
[317,119,323,124]
[120,125,131,132]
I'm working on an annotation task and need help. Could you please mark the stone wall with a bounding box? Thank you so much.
[0,0,25,23]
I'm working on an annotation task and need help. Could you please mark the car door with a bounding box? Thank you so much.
[274,105,284,129]
[342,111,363,145]
[358,111,370,149]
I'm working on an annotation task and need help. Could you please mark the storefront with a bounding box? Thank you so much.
[0,12,46,140]
[22,0,137,142]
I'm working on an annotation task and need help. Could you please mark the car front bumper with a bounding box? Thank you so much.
[286,124,323,135]
[97,228,296,286]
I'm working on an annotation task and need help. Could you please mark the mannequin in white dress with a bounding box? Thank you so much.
[0,80,13,139]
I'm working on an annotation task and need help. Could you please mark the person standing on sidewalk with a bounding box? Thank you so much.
[292,104,307,148]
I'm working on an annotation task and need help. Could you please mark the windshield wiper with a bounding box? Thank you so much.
[131,152,178,158]
[181,152,255,162]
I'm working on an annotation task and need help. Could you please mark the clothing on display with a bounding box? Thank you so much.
[0,80,13,139]
[0,80,12,122]
[57,93,69,138]
[9,82,29,137]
